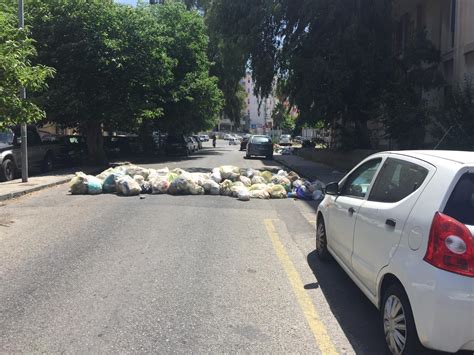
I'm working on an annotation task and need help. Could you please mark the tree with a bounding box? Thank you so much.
[432,81,474,150]
[146,2,223,134]
[0,3,54,129]
[27,0,222,162]
[203,0,443,149]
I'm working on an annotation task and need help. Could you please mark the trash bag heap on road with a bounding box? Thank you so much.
[69,164,326,201]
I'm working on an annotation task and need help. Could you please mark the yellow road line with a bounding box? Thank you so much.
[264,219,338,355]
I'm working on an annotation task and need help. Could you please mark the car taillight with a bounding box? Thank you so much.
[424,212,474,277]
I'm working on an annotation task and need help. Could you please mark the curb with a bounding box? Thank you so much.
[0,177,72,202]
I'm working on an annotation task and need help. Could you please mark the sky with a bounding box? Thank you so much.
[115,0,137,6]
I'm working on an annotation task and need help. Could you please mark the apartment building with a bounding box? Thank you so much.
[394,0,474,85]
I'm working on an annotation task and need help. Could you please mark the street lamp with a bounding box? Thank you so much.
[18,0,28,182]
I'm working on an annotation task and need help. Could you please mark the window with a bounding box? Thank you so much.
[341,159,382,198]
[444,173,474,225]
[251,136,270,144]
[369,158,428,203]
[27,129,41,146]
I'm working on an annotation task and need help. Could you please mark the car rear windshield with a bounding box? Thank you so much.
[444,173,474,225]
[252,136,271,143]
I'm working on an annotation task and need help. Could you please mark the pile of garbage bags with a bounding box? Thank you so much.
[70,164,326,201]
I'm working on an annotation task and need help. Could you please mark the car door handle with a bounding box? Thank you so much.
[386,219,396,228]
[348,207,356,215]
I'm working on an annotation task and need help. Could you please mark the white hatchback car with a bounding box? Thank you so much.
[316,151,474,354]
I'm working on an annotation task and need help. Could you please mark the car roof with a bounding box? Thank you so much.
[381,150,474,166]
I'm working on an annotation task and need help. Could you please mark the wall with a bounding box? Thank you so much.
[297,148,378,172]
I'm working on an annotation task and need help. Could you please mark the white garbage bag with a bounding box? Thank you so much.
[202,179,220,195]
[116,176,141,196]
[237,188,250,201]
[251,176,266,185]
[239,176,251,187]
[151,178,170,194]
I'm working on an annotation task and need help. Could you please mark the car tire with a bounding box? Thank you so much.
[316,218,332,261]
[0,158,16,182]
[245,153,250,159]
[42,153,54,173]
[381,284,422,355]
[266,154,273,160]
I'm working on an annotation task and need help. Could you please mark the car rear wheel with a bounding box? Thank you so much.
[316,218,331,261]
[382,284,421,355]
[0,158,16,182]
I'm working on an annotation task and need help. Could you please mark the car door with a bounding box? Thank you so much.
[327,157,383,267]
[26,128,43,170]
[351,157,433,295]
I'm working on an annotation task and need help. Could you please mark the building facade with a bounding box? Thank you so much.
[394,0,474,86]
[243,72,276,135]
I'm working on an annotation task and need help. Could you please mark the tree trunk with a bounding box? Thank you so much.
[85,121,107,166]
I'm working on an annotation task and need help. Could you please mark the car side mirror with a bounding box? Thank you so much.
[325,182,340,196]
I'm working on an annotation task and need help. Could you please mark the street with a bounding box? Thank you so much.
[0,143,401,353]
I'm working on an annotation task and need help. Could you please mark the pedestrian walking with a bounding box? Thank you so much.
[212,135,217,148]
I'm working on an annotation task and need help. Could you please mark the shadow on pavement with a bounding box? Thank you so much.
[112,148,225,165]
[307,251,468,355]
[306,250,388,354]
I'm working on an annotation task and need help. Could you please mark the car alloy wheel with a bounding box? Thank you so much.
[383,295,407,355]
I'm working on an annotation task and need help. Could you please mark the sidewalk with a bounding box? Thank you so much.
[0,167,100,202]
[274,153,345,183]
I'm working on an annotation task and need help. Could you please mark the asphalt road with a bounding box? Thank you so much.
[0,142,455,354]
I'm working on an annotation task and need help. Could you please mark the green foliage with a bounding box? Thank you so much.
[0,3,54,129]
[25,0,222,161]
[378,29,443,148]
[432,81,474,150]
[271,102,295,133]
[204,0,443,149]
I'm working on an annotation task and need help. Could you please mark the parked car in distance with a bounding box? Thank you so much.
[0,125,61,182]
[57,135,87,166]
[293,136,303,144]
[192,135,203,149]
[228,137,239,145]
[246,135,273,159]
[240,135,250,151]
[223,133,233,140]
[279,134,292,146]
[165,135,193,156]
[189,136,199,151]
[316,151,474,355]
[199,134,209,142]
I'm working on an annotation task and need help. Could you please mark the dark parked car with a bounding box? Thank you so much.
[246,135,273,159]
[192,135,203,149]
[240,135,250,151]
[0,125,61,182]
[57,135,87,166]
[165,135,193,156]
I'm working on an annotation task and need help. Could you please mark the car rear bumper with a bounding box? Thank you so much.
[407,261,474,352]
[247,146,273,156]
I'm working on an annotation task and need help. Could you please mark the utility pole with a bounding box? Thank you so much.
[19,0,28,182]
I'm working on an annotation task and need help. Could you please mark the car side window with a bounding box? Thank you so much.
[27,129,41,146]
[369,158,428,203]
[341,159,382,198]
